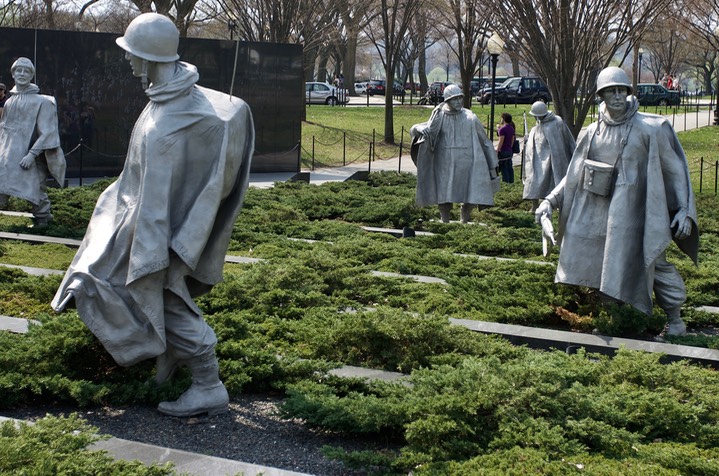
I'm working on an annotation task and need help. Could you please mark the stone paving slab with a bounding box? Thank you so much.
[224,255,265,264]
[370,270,448,285]
[0,263,65,275]
[0,315,40,333]
[0,231,82,247]
[90,437,312,476]
[450,318,719,366]
[0,416,310,476]
[328,364,407,383]
[361,226,435,237]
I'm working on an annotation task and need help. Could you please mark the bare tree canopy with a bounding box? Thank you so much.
[365,0,421,143]
[492,0,672,137]
[435,0,492,108]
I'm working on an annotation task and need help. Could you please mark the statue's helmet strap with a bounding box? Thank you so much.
[596,66,632,94]
[116,13,180,63]
[443,84,463,101]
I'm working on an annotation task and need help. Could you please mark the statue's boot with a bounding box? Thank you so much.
[153,347,184,385]
[665,307,687,336]
[460,203,474,224]
[438,203,452,223]
[157,351,229,417]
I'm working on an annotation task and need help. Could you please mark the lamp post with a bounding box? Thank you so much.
[715,27,719,126]
[638,47,643,84]
[487,32,505,141]
[228,20,237,40]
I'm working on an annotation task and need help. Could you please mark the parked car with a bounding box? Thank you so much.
[366,80,386,95]
[478,76,551,105]
[428,81,454,96]
[366,80,404,96]
[636,83,680,106]
[305,81,348,105]
[354,82,368,95]
[404,82,421,93]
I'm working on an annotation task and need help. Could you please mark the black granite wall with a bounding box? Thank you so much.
[0,28,304,175]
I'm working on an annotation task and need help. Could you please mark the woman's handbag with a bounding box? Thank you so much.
[512,139,520,154]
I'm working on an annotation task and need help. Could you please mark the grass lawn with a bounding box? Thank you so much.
[302,101,708,168]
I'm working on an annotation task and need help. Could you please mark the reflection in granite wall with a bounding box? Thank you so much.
[0,28,304,176]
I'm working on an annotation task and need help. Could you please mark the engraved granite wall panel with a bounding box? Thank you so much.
[0,28,303,176]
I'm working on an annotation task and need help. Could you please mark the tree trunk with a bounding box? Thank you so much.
[304,45,318,81]
[317,51,330,83]
[343,29,359,94]
[384,65,395,144]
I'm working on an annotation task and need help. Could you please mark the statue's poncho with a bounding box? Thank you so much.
[522,112,575,200]
[412,104,498,206]
[52,62,255,366]
[0,84,65,203]
[554,98,698,314]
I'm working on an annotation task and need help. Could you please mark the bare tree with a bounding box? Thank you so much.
[492,0,672,137]
[681,0,719,94]
[364,0,421,143]
[217,0,335,79]
[435,0,492,107]
[333,0,376,94]
[643,14,693,83]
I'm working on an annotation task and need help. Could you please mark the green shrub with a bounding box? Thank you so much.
[0,414,175,475]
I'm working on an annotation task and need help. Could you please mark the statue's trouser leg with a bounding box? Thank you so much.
[653,252,687,336]
[438,203,452,223]
[460,203,475,223]
[156,291,228,417]
[154,290,217,384]
[32,173,52,223]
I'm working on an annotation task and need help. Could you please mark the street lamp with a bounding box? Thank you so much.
[638,47,643,84]
[487,32,505,141]
[228,20,237,40]
[715,26,719,126]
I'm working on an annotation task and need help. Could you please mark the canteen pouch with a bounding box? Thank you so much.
[582,159,615,197]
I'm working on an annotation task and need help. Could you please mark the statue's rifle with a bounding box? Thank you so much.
[520,112,528,180]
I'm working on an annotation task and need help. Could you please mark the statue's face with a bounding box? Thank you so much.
[12,65,33,87]
[447,96,463,112]
[125,52,145,78]
[599,86,628,117]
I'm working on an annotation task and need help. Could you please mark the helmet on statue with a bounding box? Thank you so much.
[116,13,180,63]
[596,66,632,94]
[443,84,463,101]
[529,100,548,117]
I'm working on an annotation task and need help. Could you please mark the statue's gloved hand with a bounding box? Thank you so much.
[19,153,36,170]
[671,208,692,240]
[535,199,552,224]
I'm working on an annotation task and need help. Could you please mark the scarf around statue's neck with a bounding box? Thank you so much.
[145,62,199,103]
[10,83,40,95]
[538,111,556,124]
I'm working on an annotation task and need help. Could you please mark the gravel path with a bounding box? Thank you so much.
[3,393,395,475]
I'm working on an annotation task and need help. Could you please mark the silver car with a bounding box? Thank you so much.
[305,81,348,105]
